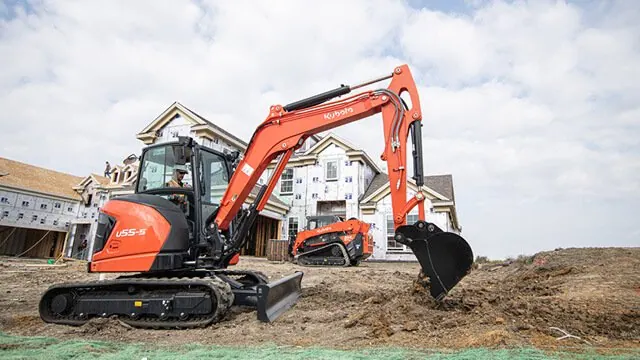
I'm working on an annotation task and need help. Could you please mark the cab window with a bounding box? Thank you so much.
[199,150,229,222]
[137,145,193,192]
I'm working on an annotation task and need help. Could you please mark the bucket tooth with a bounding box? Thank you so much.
[395,220,473,301]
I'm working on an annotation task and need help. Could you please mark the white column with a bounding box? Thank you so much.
[66,224,78,257]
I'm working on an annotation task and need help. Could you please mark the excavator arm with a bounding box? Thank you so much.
[210,64,473,300]
[215,65,423,229]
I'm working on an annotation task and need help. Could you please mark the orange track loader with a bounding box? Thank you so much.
[39,64,473,329]
[289,216,374,266]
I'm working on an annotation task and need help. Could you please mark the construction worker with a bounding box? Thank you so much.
[166,166,188,188]
[166,166,188,208]
[104,161,111,178]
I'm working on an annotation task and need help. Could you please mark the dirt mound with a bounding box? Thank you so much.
[0,248,638,352]
[68,317,134,338]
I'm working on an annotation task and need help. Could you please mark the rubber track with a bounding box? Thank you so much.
[39,276,233,329]
[296,242,350,267]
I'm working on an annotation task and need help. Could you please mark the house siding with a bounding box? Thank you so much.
[361,191,456,262]
[277,142,378,240]
[0,188,79,233]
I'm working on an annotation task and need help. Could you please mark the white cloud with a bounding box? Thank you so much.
[0,0,638,258]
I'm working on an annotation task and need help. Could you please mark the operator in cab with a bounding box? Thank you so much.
[166,165,189,209]
[167,166,188,188]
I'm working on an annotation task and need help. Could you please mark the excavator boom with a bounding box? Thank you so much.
[211,64,473,300]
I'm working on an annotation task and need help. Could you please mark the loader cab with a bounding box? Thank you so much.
[305,215,344,230]
[134,137,233,242]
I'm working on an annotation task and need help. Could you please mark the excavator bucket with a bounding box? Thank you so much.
[395,220,474,301]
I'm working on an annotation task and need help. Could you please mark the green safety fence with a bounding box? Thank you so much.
[0,332,638,360]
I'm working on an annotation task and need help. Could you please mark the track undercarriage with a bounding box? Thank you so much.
[295,242,352,266]
[39,270,303,329]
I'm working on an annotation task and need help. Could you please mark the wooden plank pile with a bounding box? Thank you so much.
[266,239,291,262]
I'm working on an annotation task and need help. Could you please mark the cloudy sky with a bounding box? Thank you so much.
[1,0,638,259]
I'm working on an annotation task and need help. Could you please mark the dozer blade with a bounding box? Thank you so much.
[256,271,303,322]
[395,220,474,301]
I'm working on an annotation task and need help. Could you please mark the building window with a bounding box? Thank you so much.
[53,220,59,226]
[32,215,38,221]
[40,218,45,224]
[280,168,294,194]
[387,214,418,251]
[2,211,8,217]
[18,213,23,219]
[325,160,338,181]
[295,178,303,184]
[21,201,29,207]
[344,193,352,200]
[312,193,318,199]
[0,197,8,204]
[344,160,350,166]
[67,207,73,212]
[40,203,47,210]
[312,177,319,182]
[54,202,61,209]
[295,194,302,200]
[386,216,402,250]
[288,217,299,239]
[345,176,352,183]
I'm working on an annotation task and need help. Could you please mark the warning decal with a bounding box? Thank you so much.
[241,163,254,176]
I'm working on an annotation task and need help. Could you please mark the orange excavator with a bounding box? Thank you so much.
[288,215,374,266]
[38,64,473,329]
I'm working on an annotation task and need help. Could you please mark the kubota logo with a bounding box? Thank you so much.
[316,226,332,233]
[324,107,354,120]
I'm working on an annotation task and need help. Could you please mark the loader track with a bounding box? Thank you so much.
[295,242,350,267]
[39,274,234,329]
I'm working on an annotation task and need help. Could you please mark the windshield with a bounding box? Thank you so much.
[308,217,338,230]
[137,144,193,192]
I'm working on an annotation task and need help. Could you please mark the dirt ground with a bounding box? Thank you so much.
[0,247,638,354]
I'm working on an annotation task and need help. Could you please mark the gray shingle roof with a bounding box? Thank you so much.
[360,173,389,201]
[359,173,455,203]
[424,174,454,202]
[250,184,289,208]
